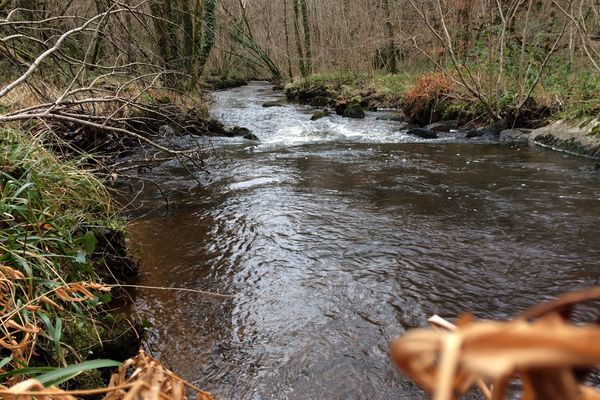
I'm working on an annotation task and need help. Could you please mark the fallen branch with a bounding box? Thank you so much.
[0,112,193,156]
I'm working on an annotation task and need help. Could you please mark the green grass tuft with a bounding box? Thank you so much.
[0,129,123,384]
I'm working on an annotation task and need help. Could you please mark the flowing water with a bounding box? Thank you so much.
[126,82,600,399]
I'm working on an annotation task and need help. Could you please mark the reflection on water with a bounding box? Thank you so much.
[126,82,600,399]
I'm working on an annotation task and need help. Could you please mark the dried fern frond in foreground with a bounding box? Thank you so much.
[390,287,600,400]
[0,350,214,400]
[104,350,213,400]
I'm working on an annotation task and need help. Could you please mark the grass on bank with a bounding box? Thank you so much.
[0,129,125,387]
[285,63,600,127]
[285,70,419,108]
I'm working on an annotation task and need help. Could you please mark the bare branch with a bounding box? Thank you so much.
[0,8,128,98]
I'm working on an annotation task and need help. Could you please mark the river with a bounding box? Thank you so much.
[125,82,600,399]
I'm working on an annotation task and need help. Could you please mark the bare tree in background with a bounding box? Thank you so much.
[381,0,398,73]
[404,0,573,120]
[292,0,306,77]
[299,0,312,75]
[0,0,224,170]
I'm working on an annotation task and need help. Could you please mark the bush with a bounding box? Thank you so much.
[402,73,455,125]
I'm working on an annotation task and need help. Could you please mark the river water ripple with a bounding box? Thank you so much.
[126,82,600,399]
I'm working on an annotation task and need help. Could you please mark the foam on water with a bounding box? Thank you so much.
[209,83,419,147]
[209,83,492,150]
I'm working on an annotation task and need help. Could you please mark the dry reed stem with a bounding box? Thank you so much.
[0,280,112,375]
[391,287,600,400]
[0,350,213,400]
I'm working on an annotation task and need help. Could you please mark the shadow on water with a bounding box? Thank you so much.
[125,82,600,399]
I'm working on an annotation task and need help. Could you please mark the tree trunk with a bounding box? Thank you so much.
[382,0,398,73]
[150,2,169,66]
[197,0,217,75]
[181,0,195,74]
[299,0,312,74]
[193,0,204,69]
[284,0,293,78]
[292,0,306,76]
[90,0,107,67]
[165,1,180,75]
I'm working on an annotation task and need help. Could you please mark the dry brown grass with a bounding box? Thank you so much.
[0,83,54,111]
[391,287,600,400]
[402,72,455,124]
[0,275,111,382]
[0,350,214,400]
[0,77,206,121]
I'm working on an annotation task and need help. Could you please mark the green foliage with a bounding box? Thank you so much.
[292,70,366,90]
[37,359,121,387]
[198,0,217,75]
[372,72,418,96]
[285,71,419,106]
[0,359,120,387]
[0,130,123,382]
[553,69,600,120]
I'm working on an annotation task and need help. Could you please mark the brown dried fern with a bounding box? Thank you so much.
[391,287,600,400]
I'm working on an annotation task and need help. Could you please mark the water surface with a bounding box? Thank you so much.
[126,82,600,399]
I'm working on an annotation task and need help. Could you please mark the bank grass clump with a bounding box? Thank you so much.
[285,69,482,121]
[285,70,364,100]
[285,66,594,128]
[370,72,420,100]
[401,72,476,125]
[0,129,127,386]
[551,70,600,121]
[285,70,420,109]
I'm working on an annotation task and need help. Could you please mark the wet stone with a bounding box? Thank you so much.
[406,128,438,139]
[311,110,331,121]
[425,120,459,132]
[376,113,406,122]
[243,133,260,141]
[310,96,331,107]
[343,103,365,119]
[262,100,287,108]
[499,129,531,143]
[230,126,252,137]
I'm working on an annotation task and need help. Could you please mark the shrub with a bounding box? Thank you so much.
[402,73,454,125]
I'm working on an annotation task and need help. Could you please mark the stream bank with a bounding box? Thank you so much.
[284,72,600,159]
[529,119,600,159]
[0,131,142,390]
